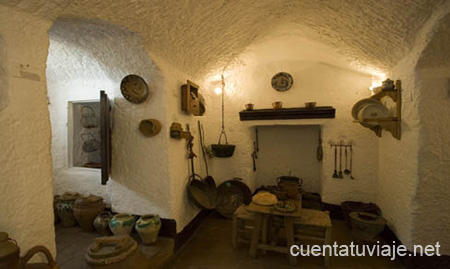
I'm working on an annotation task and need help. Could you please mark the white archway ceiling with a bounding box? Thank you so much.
[417,13,450,69]
[0,0,445,76]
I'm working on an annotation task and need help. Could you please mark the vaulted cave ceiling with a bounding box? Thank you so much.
[0,0,446,77]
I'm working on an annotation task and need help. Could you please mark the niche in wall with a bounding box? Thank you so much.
[256,125,320,192]
[69,100,101,168]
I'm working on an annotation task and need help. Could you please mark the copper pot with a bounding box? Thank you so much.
[0,232,20,269]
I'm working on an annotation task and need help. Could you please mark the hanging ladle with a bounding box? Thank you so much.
[332,145,339,178]
[349,145,355,180]
[344,146,351,175]
[338,144,344,178]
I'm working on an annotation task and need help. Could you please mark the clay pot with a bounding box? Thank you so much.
[84,236,151,269]
[20,245,57,269]
[56,192,82,227]
[135,215,161,244]
[109,214,135,236]
[53,195,60,225]
[350,211,386,241]
[272,101,283,109]
[73,196,105,232]
[0,232,20,269]
[277,176,302,200]
[94,211,114,236]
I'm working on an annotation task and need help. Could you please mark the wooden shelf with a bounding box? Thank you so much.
[353,80,402,140]
[239,106,336,121]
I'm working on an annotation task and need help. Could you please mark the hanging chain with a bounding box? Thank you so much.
[221,74,225,131]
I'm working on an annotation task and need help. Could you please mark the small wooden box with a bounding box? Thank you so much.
[181,80,200,116]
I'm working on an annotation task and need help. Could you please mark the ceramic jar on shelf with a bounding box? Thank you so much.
[94,211,114,236]
[135,215,161,244]
[56,192,82,227]
[73,195,105,232]
[109,214,135,236]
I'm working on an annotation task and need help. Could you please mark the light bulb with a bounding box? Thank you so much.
[214,87,222,95]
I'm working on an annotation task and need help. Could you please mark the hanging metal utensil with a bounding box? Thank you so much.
[186,125,217,209]
[251,141,258,172]
[338,144,344,178]
[255,128,259,152]
[80,105,99,129]
[81,133,100,153]
[211,74,236,158]
[344,146,351,175]
[196,122,216,189]
[317,129,323,162]
[198,121,210,175]
[332,145,339,178]
[350,145,355,180]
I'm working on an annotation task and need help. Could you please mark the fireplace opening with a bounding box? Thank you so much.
[256,125,321,193]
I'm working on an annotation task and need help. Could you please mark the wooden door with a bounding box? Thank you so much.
[100,91,111,185]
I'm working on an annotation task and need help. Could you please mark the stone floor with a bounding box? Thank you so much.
[166,212,404,269]
[56,213,404,268]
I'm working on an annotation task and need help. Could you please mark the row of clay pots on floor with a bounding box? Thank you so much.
[54,192,161,244]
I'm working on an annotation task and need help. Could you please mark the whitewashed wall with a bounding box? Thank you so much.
[378,57,420,249]
[160,60,207,232]
[412,12,450,254]
[0,5,56,258]
[415,68,450,254]
[200,36,379,205]
[378,6,450,254]
[47,19,172,217]
[0,35,7,111]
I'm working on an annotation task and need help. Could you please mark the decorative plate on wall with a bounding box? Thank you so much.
[271,72,293,92]
[120,75,149,104]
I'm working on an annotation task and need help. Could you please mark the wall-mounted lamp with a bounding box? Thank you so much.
[214,87,222,95]
[369,75,385,95]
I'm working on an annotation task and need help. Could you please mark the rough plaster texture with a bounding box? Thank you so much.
[0,35,8,111]
[412,12,450,254]
[201,40,379,205]
[0,5,56,259]
[163,62,205,232]
[377,58,420,250]
[377,2,450,254]
[0,0,449,256]
[47,19,172,217]
[0,0,443,77]
[414,68,450,254]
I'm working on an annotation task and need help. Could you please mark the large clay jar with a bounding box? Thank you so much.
[94,211,114,236]
[56,192,81,227]
[84,236,151,269]
[0,232,20,269]
[109,214,135,236]
[135,215,161,244]
[73,195,105,232]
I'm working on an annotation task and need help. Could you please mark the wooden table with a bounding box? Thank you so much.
[246,199,302,265]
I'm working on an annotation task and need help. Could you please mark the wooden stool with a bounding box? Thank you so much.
[232,205,268,250]
[293,209,332,266]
